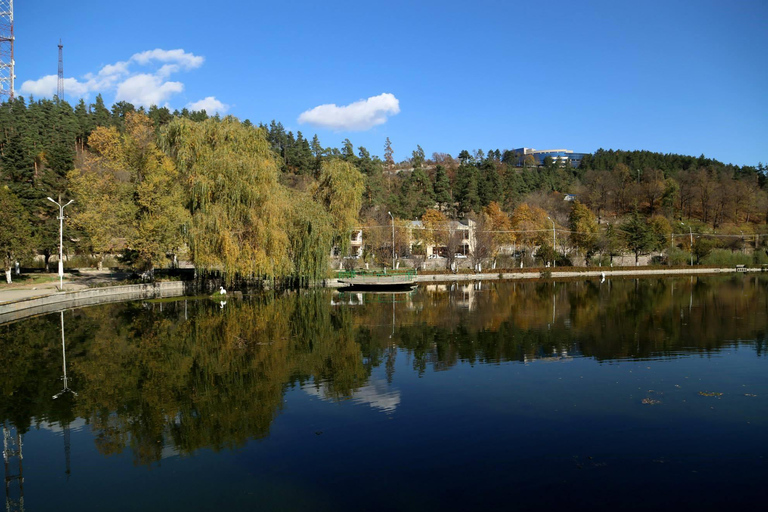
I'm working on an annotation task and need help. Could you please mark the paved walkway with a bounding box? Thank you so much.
[0,270,131,305]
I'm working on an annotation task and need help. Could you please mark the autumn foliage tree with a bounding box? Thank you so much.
[68,125,137,269]
[569,201,599,261]
[69,113,189,271]
[420,209,448,249]
[161,117,292,281]
[510,203,550,258]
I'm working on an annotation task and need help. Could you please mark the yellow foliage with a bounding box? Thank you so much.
[510,203,550,248]
[420,209,448,246]
[161,117,292,280]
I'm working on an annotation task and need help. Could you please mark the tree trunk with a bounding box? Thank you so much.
[97,254,103,271]
[5,268,11,284]
[44,251,51,273]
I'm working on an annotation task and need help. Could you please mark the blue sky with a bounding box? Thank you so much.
[14,0,768,167]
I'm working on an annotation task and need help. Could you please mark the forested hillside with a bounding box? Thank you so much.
[0,95,766,283]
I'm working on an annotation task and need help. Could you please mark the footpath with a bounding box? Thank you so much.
[0,270,130,305]
[0,270,188,325]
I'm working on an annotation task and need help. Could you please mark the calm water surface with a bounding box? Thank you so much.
[1,275,766,511]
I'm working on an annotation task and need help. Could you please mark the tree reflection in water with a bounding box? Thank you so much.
[0,274,766,465]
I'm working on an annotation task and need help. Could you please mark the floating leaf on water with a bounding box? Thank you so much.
[642,398,661,405]
[698,391,723,397]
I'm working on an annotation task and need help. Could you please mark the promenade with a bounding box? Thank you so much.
[0,270,131,305]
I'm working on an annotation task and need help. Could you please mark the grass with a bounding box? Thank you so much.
[0,273,62,287]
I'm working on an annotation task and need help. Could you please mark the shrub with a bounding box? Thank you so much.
[589,255,612,267]
[753,250,768,265]
[667,247,692,266]
[700,249,751,267]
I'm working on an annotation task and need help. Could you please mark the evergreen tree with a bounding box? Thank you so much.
[110,101,136,129]
[433,165,452,212]
[357,146,386,211]
[74,99,93,151]
[454,163,480,214]
[310,134,325,173]
[398,167,435,219]
[620,210,655,265]
[0,186,35,283]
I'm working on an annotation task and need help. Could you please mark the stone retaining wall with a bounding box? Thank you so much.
[414,267,750,284]
[0,281,189,324]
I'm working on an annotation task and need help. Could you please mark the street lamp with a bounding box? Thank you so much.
[547,216,556,268]
[388,211,395,269]
[47,197,74,290]
[681,222,693,266]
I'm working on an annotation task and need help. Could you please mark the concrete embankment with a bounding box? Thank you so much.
[325,266,755,288]
[0,281,188,324]
[413,266,754,284]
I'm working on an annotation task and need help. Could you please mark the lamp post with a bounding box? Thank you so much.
[388,211,395,269]
[47,197,74,290]
[547,216,556,268]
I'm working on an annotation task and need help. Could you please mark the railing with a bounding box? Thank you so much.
[335,268,417,280]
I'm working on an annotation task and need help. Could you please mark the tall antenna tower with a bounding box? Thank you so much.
[57,39,63,100]
[0,0,14,100]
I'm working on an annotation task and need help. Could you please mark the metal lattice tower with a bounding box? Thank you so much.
[2,423,24,512]
[0,0,14,100]
[57,39,63,100]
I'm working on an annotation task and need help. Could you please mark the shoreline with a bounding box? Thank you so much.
[326,265,754,287]
[1,266,759,324]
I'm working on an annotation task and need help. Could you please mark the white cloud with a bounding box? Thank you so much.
[19,75,90,98]
[19,47,217,110]
[19,75,58,97]
[98,60,130,77]
[157,64,180,78]
[186,96,229,114]
[115,74,184,107]
[298,93,400,131]
[130,49,204,70]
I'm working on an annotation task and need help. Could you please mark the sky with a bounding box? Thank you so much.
[12,0,768,167]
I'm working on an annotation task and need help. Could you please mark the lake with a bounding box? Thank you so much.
[1,275,766,511]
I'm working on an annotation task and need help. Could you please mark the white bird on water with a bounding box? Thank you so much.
[220,286,227,295]
[600,272,606,283]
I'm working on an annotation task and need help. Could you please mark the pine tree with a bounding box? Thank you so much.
[0,186,35,283]
[433,165,452,211]
[92,94,111,127]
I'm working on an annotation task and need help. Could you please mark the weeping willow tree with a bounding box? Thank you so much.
[288,195,334,285]
[161,117,292,282]
[287,159,365,284]
[126,113,190,271]
[313,159,365,255]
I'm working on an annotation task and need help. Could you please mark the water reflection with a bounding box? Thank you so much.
[305,379,401,414]
[52,311,77,400]
[0,275,766,467]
